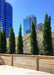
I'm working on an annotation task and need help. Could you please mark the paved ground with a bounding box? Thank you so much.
[0,65,53,75]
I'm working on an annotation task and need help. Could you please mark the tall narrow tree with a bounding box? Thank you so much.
[0,31,3,53]
[30,21,38,55]
[17,25,23,54]
[8,27,15,54]
[42,14,53,55]
[2,29,6,53]
[47,16,53,55]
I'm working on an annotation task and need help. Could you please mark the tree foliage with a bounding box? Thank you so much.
[0,31,3,53]
[8,27,15,54]
[30,21,38,55]
[42,14,53,55]
[17,25,23,54]
[2,29,6,53]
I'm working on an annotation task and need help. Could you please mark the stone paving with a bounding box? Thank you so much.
[0,65,53,75]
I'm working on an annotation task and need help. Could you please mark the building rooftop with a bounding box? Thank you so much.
[5,0,11,5]
[26,15,36,19]
[38,23,44,26]
[5,0,8,2]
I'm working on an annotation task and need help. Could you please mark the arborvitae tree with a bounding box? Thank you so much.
[42,14,48,55]
[8,27,15,54]
[13,32,15,53]
[17,25,23,54]
[0,31,3,53]
[2,29,6,53]
[47,16,53,55]
[42,14,53,55]
[30,21,38,55]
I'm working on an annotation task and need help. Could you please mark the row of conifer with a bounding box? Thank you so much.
[0,14,53,55]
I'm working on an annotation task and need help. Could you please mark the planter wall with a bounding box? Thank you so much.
[0,54,54,74]
[0,54,12,66]
[13,54,37,70]
[38,56,54,74]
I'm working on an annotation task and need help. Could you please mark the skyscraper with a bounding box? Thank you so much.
[0,0,12,37]
[0,0,5,30]
[23,15,36,35]
[5,1,12,37]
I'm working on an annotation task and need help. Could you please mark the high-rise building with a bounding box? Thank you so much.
[37,23,44,30]
[23,15,36,35]
[0,0,5,30]
[0,0,12,37]
[5,1,12,37]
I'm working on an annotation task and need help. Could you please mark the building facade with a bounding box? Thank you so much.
[23,15,36,35]
[0,0,5,31]
[6,2,12,37]
[37,23,44,31]
[0,0,12,37]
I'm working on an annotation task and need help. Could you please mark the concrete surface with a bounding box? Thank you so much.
[0,65,53,75]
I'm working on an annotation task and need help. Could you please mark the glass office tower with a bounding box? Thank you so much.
[0,0,5,31]
[6,2,12,37]
[0,0,12,37]
[23,15,36,35]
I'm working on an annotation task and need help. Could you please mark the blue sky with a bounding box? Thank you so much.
[8,0,54,37]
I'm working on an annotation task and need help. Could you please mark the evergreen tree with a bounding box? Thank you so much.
[47,16,53,55]
[42,14,53,55]
[42,14,48,55]
[2,29,6,53]
[0,31,3,53]
[8,27,15,54]
[17,25,23,54]
[30,21,38,55]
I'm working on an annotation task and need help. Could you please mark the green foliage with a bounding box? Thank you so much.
[42,14,53,55]
[2,29,6,53]
[30,21,38,55]
[17,25,23,54]
[0,31,3,53]
[8,27,15,54]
